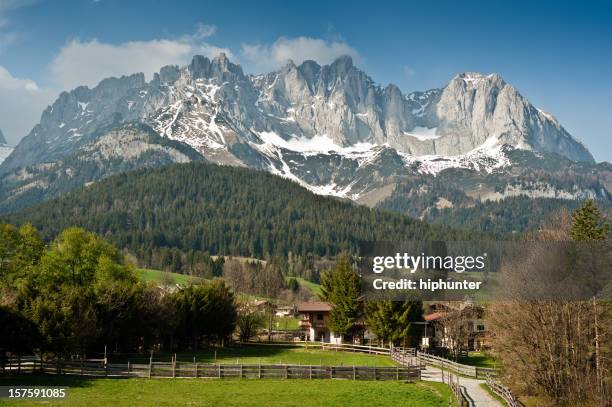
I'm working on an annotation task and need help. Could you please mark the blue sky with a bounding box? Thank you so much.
[0,0,610,161]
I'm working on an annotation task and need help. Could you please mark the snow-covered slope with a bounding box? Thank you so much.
[0,128,12,165]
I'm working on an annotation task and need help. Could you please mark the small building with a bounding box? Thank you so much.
[296,302,342,344]
[421,304,491,351]
[275,305,296,317]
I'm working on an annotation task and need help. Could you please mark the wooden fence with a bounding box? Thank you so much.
[416,351,498,378]
[390,348,422,368]
[2,358,420,381]
[486,375,525,407]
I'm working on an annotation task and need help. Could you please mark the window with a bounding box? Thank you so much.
[316,313,324,321]
[477,325,485,331]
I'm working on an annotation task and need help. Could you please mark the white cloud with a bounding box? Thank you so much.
[50,26,232,89]
[403,66,416,76]
[241,36,360,72]
[0,65,54,144]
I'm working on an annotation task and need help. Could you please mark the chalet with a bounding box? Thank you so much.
[421,303,492,351]
[296,302,342,344]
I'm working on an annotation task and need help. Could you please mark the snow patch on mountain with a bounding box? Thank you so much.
[0,145,12,165]
[403,127,440,141]
[401,136,511,175]
[257,131,376,156]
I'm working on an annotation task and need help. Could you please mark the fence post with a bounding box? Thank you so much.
[218,364,221,379]
[353,365,356,380]
[285,364,288,379]
[258,364,261,379]
[80,359,84,376]
[240,364,243,379]
[148,359,152,378]
[194,363,198,378]
[309,365,312,379]
[330,366,333,379]
[172,360,176,378]
[17,355,21,374]
[396,366,399,380]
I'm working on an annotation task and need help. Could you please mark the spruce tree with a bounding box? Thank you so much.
[320,255,361,340]
[570,199,609,242]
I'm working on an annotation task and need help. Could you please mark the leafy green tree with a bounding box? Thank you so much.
[0,306,41,362]
[320,255,361,340]
[236,307,265,342]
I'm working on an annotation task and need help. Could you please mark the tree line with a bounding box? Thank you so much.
[0,225,238,359]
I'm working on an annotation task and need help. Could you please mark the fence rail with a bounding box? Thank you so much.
[486,375,525,407]
[416,351,498,379]
[2,358,420,381]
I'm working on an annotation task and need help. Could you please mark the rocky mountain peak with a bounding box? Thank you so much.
[329,55,354,75]
[188,53,245,82]
[0,128,6,145]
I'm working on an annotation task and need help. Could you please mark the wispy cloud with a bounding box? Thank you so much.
[403,66,416,77]
[241,36,360,72]
[0,65,54,144]
[49,23,232,89]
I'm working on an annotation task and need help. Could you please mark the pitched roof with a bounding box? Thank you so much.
[297,302,332,312]
[424,312,446,322]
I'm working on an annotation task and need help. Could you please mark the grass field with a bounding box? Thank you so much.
[295,277,322,297]
[0,375,454,407]
[273,316,301,330]
[114,345,397,366]
[457,351,498,368]
[135,268,200,285]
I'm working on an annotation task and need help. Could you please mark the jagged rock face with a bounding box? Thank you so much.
[1,54,593,171]
[0,53,599,203]
[0,123,202,214]
[0,128,6,145]
[428,73,593,161]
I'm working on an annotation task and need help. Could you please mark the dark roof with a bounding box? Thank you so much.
[297,302,332,312]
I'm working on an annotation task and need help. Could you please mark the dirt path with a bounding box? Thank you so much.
[420,365,503,407]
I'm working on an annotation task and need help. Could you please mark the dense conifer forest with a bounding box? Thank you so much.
[3,163,477,271]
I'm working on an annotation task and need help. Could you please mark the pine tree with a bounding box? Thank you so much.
[320,255,361,340]
[570,199,609,242]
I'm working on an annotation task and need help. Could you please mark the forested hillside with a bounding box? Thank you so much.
[3,162,476,267]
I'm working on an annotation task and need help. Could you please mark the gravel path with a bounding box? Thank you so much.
[420,365,503,407]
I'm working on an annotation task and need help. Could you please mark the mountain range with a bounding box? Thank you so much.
[0,54,609,231]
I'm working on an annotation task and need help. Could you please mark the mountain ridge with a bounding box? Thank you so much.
[0,53,594,173]
[0,54,607,225]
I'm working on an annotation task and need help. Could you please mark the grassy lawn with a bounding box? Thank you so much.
[295,277,322,297]
[457,352,498,368]
[135,268,201,285]
[273,316,301,330]
[0,375,454,407]
[113,345,397,366]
